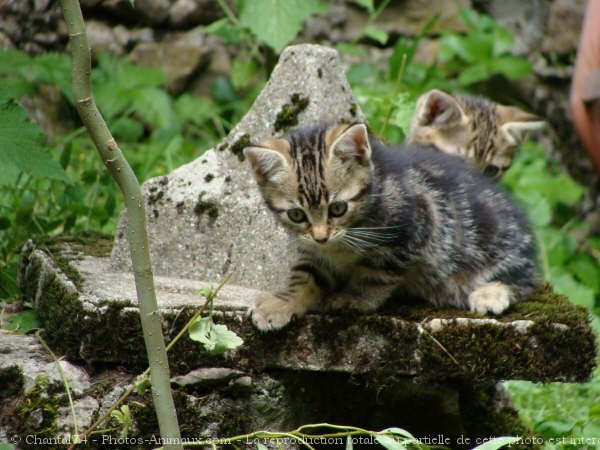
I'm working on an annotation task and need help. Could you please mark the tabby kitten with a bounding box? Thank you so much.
[409,89,545,179]
[245,123,538,331]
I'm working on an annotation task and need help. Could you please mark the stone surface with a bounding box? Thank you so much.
[169,0,223,28]
[86,20,124,57]
[13,235,597,446]
[0,332,90,395]
[20,237,597,383]
[128,26,215,94]
[111,44,365,293]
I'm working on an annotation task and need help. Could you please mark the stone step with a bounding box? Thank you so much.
[18,236,596,384]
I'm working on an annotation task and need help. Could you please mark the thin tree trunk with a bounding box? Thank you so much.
[59,1,183,448]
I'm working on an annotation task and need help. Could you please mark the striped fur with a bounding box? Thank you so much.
[245,123,539,331]
[409,90,545,179]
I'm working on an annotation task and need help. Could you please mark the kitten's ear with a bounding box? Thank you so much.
[243,138,291,185]
[327,123,371,166]
[497,105,546,146]
[414,89,463,128]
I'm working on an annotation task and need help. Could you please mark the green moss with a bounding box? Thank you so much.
[0,366,23,400]
[349,102,358,117]
[14,375,62,448]
[416,285,597,383]
[274,93,310,132]
[204,173,214,183]
[193,194,219,219]
[229,134,251,162]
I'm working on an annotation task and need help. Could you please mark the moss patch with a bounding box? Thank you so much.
[13,375,62,449]
[194,194,219,219]
[0,366,23,400]
[274,93,309,132]
[228,133,251,161]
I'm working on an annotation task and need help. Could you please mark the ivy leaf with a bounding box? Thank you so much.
[471,437,521,450]
[0,101,70,182]
[239,0,328,53]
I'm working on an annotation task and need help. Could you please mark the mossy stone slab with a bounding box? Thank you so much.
[18,237,596,384]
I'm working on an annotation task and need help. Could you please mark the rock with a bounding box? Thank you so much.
[128,27,214,94]
[112,44,365,292]
[541,0,585,55]
[55,396,100,433]
[171,368,244,388]
[86,20,125,57]
[98,0,170,25]
[113,25,155,49]
[16,235,597,443]
[481,0,548,55]
[0,332,90,395]
[169,0,224,28]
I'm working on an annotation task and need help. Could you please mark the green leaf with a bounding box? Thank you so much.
[471,437,521,450]
[199,286,213,299]
[256,444,268,450]
[568,253,600,292]
[352,0,374,14]
[204,18,242,44]
[231,58,260,90]
[188,317,243,354]
[132,87,179,131]
[374,434,407,450]
[0,101,70,182]
[458,63,491,86]
[550,269,595,308]
[490,55,532,80]
[0,48,31,74]
[346,435,354,450]
[535,419,574,438]
[239,0,328,53]
[6,310,39,333]
[492,26,514,56]
[514,192,551,227]
[459,8,496,31]
[381,428,415,439]
[363,27,389,45]
[175,94,213,125]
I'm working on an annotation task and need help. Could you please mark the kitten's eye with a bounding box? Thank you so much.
[328,201,348,218]
[287,208,307,223]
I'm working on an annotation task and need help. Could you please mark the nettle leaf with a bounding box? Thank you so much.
[492,26,514,56]
[175,94,213,125]
[188,317,243,354]
[132,87,179,131]
[549,269,595,309]
[471,437,521,450]
[352,0,374,14]
[490,55,532,80]
[515,192,551,227]
[6,310,39,333]
[239,0,328,53]
[232,57,260,90]
[0,101,70,182]
[363,27,389,45]
[535,419,574,438]
[458,63,491,86]
[568,253,600,292]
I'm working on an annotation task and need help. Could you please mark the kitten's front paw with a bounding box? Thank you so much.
[250,293,297,331]
[468,282,513,315]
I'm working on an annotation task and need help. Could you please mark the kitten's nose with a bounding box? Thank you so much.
[312,225,329,244]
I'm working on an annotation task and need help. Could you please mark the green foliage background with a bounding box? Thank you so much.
[0,2,598,448]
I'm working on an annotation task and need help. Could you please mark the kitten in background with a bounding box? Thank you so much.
[245,123,539,331]
[409,89,545,179]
